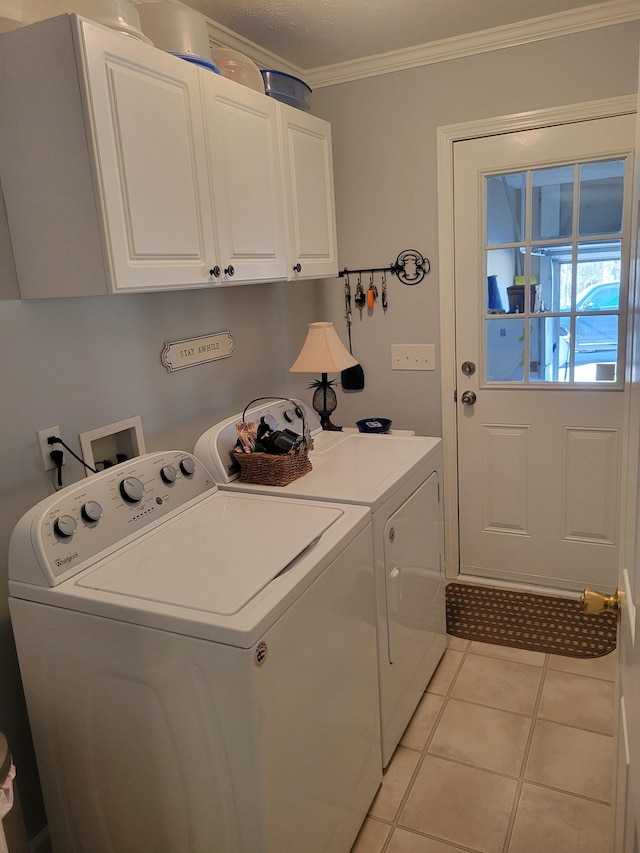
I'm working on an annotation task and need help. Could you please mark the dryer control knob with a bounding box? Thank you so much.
[120,476,145,503]
[160,464,177,484]
[54,514,77,538]
[81,501,103,523]
[180,457,196,477]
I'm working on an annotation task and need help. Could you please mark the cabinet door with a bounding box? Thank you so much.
[278,106,339,280]
[200,72,287,284]
[81,21,217,291]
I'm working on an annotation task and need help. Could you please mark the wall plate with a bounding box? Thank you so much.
[79,416,145,477]
[36,425,60,471]
[391,343,436,370]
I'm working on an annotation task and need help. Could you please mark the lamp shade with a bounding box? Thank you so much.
[289,322,358,373]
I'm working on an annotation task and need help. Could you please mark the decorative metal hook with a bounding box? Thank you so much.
[390,250,430,286]
[338,249,430,287]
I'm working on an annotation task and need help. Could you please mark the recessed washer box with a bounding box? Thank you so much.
[79,416,145,475]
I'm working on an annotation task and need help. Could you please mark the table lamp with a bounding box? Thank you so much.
[290,321,358,431]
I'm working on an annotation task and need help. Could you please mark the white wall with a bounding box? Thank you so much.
[311,22,640,436]
[1,18,639,844]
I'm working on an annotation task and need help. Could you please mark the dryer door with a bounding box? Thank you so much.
[384,471,446,682]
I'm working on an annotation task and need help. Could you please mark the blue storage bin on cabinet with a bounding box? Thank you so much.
[260,70,311,111]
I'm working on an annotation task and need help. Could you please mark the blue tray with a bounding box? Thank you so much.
[169,52,221,74]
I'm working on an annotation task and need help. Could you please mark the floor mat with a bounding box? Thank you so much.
[446,582,616,658]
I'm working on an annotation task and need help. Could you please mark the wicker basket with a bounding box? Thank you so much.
[233,445,312,486]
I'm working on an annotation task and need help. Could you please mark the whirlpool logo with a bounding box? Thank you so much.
[54,552,79,569]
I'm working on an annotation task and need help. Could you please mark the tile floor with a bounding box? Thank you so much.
[351,635,616,853]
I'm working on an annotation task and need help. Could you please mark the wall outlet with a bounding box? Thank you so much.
[37,426,61,471]
[391,344,436,371]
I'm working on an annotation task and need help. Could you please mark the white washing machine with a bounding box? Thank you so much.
[8,451,381,853]
[194,401,446,767]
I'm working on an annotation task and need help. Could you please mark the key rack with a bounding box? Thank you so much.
[338,249,430,287]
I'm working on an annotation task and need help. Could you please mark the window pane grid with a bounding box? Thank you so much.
[484,157,625,387]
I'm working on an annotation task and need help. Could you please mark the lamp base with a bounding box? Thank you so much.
[312,376,342,431]
[319,415,342,431]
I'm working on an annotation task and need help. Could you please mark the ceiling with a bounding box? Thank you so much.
[179,0,619,70]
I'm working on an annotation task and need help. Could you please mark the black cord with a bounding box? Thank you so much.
[49,449,64,489]
[48,437,98,474]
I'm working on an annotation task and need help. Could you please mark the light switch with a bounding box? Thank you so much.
[391,344,436,370]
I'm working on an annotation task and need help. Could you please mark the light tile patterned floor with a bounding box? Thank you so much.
[351,636,616,853]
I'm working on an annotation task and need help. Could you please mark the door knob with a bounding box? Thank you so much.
[580,587,620,618]
[460,390,477,406]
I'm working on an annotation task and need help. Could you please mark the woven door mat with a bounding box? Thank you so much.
[446,582,616,658]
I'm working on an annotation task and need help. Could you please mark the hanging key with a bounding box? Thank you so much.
[344,272,353,326]
[367,274,378,310]
[354,273,366,313]
[381,271,388,310]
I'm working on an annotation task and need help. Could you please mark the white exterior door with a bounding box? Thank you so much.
[454,115,634,591]
[614,89,640,852]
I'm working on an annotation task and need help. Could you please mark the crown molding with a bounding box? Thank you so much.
[14,1,635,87]
[306,0,640,89]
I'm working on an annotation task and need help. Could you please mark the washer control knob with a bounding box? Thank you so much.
[54,514,77,538]
[161,464,177,484]
[180,457,196,477]
[120,476,145,503]
[81,501,103,523]
[283,408,295,423]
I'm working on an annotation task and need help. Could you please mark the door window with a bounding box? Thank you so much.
[484,158,626,385]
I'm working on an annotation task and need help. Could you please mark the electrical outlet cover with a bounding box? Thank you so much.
[37,426,60,471]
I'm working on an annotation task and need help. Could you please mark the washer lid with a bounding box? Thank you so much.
[76,492,342,616]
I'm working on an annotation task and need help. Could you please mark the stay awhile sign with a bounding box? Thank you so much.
[161,331,235,372]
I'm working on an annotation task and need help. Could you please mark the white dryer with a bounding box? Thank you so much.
[195,401,446,767]
[8,451,381,853]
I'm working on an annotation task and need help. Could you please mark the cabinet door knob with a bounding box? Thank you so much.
[224,265,235,277]
[210,266,220,278]
[293,263,302,274]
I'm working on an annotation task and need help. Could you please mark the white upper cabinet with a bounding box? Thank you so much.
[0,15,217,296]
[81,21,218,293]
[278,106,338,280]
[0,14,338,298]
[200,70,288,285]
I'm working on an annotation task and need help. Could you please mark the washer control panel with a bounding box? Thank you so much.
[9,452,214,587]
